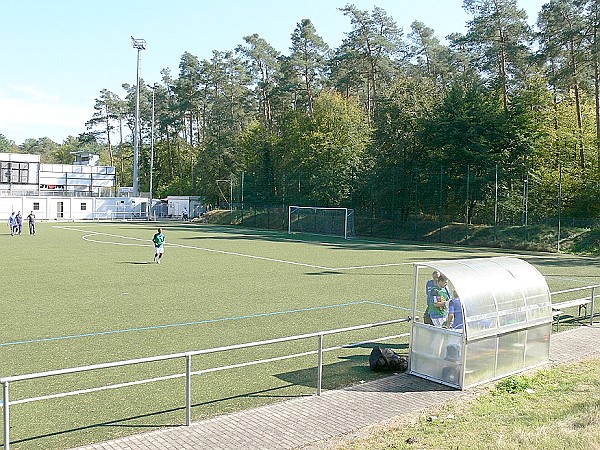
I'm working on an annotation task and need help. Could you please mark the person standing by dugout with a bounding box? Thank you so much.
[428,274,450,327]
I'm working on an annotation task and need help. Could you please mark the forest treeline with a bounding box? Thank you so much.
[3,0,600,227]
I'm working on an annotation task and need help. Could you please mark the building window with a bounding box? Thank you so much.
[0,162,10,183]
[81,203,87,211]
[33,202,40,210]
[0,162,29,184]
[16,163,29,183]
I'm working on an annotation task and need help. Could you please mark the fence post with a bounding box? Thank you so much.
[591,287,596,326]
[3,381,10,450]
[185,354,192,426]
[317,334,324,396]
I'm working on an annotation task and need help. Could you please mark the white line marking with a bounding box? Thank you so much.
[57,226,500,272]
[334,262,413,270]
[54,226,337,270]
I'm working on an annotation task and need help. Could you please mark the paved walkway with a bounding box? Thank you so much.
[73,326,600,450]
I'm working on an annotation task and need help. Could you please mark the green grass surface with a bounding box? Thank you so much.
[337,358,600,450]
[1,221,599,449]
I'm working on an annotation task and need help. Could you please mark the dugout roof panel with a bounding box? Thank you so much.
[423,257,552,339]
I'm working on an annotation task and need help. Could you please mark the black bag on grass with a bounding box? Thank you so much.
[369,346,408,372]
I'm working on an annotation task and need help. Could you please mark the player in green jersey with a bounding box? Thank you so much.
[152,228,165,263]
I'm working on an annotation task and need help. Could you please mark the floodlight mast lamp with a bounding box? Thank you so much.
[131,36,146,197]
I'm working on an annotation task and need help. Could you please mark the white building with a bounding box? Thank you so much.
[167,196,205,218]
[1,152,116,197]
[0,152,149,220]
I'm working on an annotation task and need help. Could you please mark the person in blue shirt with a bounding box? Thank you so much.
[425,270,440,297]
[423,271,440,324]
[16,211,23,235]
[8,212,17,236]
[447,290,464,331]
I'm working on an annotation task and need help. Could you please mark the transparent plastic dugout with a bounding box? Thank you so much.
[408,257,552,390]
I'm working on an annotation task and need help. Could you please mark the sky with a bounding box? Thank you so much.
[1,0,547,146]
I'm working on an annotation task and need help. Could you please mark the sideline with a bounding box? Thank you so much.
[0,300,408,348]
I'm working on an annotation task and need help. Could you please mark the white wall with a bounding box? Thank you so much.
[0,196,149,221]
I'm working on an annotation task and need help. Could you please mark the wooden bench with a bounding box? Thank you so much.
[552,297,595,331]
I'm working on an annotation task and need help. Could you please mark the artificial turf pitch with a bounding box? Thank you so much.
[1,221,597,449]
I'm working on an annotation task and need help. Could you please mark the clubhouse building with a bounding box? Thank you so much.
[0,152,147,220]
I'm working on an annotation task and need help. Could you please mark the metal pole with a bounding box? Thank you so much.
[148,84,156,220]
[241,171,244,211]
[557,163,562,252]
[240,171,244,225]
[494,164,498,243]
[185,354,192,426]
[438,165,443,242]
[591,286,596,326]
[3,381,9,450]
[229,177,233,211]
[133,50,141,197]
[317,335,324,396]
[414,166,419,239]
[131,37,146,197]
[344,208,348,240]
[524,172,529,226]
[465,165,470,239]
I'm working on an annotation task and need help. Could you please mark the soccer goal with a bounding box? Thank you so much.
[288,206,355,239]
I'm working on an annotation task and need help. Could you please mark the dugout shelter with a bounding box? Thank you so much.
[408,257,552,390]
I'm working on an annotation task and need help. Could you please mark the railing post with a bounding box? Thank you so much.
[591,287,596,326]
[317,334,324,396]
[185,354,192,426]
[3,381,10,450]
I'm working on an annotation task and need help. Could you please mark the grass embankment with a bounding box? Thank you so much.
[334,358,600,450]
[200,209,600,255]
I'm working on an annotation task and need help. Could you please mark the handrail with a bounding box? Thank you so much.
[1,317,411,450]
[550,285,597,328]
[551,285,600,296]
[0,318,407,385]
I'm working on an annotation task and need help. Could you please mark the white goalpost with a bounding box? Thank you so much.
[288,206,355,239]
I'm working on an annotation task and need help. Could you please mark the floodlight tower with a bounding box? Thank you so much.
[131,36,146,197]
[147,83,157,220]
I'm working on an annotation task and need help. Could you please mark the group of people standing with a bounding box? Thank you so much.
[424,270,463,330]
[8,211,36,236]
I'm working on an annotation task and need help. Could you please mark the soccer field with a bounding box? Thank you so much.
[2,221,598,449]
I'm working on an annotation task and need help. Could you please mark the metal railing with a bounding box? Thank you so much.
[1,317,411,450]
[550,285,598,327]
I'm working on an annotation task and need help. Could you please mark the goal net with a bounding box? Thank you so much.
[288,206,355,239]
